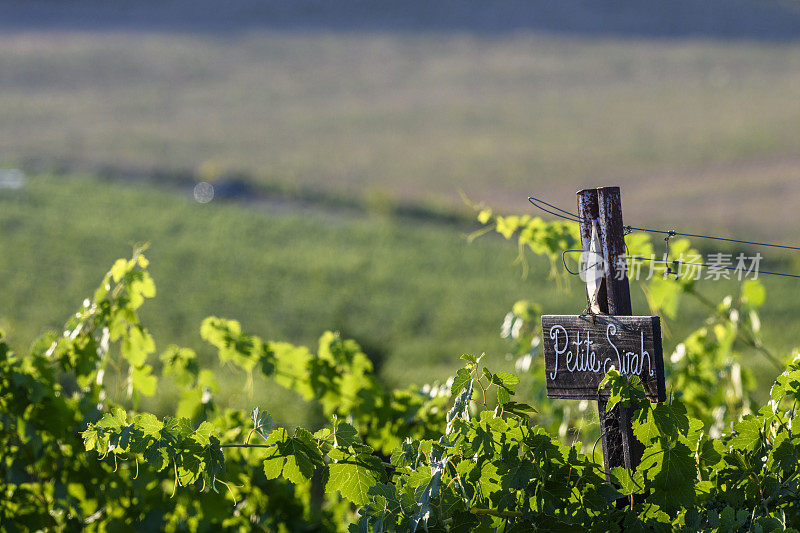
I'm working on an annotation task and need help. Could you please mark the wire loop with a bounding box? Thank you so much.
[561,249,585,276]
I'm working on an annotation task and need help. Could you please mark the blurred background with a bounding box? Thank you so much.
[2,0,800,422]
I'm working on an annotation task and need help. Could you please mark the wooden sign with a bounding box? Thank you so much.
[542,314,665,402]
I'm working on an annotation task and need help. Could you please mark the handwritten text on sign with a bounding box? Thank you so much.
[541,315,665,401]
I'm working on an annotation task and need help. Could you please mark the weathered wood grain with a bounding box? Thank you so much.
[542,314,665,402]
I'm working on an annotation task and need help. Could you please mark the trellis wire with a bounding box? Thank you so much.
[527,195,800,280]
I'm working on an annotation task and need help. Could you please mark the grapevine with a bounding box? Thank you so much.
[1,212,799,531]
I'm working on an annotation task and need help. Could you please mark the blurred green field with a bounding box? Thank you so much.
[3,6,800,425]
[1,30,800,239]
[1,174,799,423]
[0,173,560,421]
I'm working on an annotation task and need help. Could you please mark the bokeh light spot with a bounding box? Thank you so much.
[193,182,214,203]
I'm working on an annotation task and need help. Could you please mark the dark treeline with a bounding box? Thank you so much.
[3,0,800,41]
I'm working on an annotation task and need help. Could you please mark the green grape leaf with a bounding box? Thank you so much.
[611,466,643,496]
[131,364,157,396]
[497,386,510,405]
[175,443,202,484]
[741,280,766,307]
[134,413,164,438]
[641,442,696,488]
[409,454,446,532]
[451,368,472,396]
[251,407,274,439]
[680,417,705,453]
[143,441,172,472]
[110,258,130,283]
[363,483,402,532]
[499,458,534,491]
[160,345,199,387]
[407,466,432,489]
[332,421,361,449]
[698,439,724,469]
[121,326,155,367]
[200,317,264,372]
[729,415,763,451]
[493,371,519,393]
[773,368,800,402]
[644,277,682,319]
[204,435,226,484]
[495,215,520,239]
[327,453,385,505]
[633,400,689,445]
[98,406,128,431]
[193,421,214,447]
[82,427,101,453]
[770,432,798,474]
[639,442,696,512]
[502,401,536,416]
[390,440,419,469]
[263,427,323,485]
[459,354,478,364]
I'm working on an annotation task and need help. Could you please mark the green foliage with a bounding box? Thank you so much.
[1,174,569,408]
[476,207,772,449]
[3,211,800,530]
[599,367,800,528]
[0,250,339,531]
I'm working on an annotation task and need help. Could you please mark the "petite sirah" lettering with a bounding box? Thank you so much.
[548,323,654,381]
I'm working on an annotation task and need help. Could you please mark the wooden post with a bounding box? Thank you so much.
[577,186,643,478]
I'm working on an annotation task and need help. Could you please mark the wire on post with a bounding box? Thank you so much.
[527,196,584,223]
[663,230,677,279]
[559,250,800,280]
[527,193,800,280]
